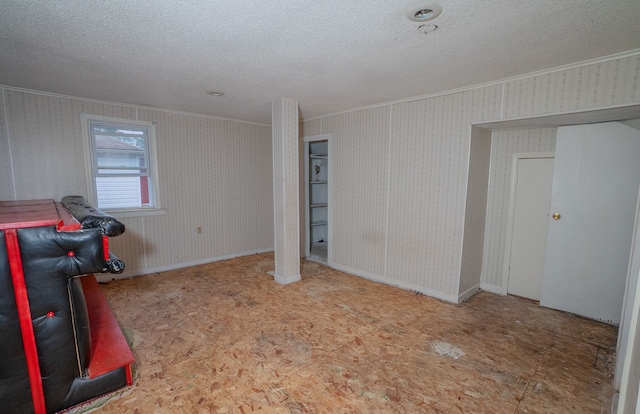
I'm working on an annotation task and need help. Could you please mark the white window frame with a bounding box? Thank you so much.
[81,114,163,217]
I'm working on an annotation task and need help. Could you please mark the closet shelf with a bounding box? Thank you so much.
[307,139,329,261]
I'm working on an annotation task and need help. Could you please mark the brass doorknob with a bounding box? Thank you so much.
[552,212,561,220]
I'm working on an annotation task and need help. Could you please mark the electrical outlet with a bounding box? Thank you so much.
[197,226,202,234]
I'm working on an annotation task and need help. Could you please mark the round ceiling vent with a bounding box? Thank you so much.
[406,3,442,22]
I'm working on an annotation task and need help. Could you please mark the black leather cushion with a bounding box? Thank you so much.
[57,367,129,413]
[0,230,34,413]
[105,251,126,274]
[61,196,125,237]
[17,226,107,413]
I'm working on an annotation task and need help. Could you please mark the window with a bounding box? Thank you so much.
[82,115,160,212]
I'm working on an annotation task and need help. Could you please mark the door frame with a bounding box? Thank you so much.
[303,133,332,262]
[501,152,555,295]
[470,103,640,400]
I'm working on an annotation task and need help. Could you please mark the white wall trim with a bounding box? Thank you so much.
[302,132,333,263]
[95,248,274,282]
[107,208,167,218]
[618,264,640,413]
[303,133,331,142]
[475,103,640,130]
[304,49,640,122]
[329,262,459,303]
[455,123,474,298]
[501,152,555,296]
[80,113,161,209]
[458,283,481,303]
[479,136,496,289]
[327,134,333,264]
[481,283,504,295]
[269,271,302,285]
[303,141,311,258]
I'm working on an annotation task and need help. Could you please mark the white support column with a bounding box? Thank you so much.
[269,98,301,284]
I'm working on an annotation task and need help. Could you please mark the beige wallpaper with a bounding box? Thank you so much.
[135,109,273,271]
[0,90,273,276]
[459,127,492,298]
[304,51,639,302]
[386,88,503,298]
[2,91,136,201]
[1,50,638,300]
[300,118,322,137]
[321,107,390,277]
[502,55,640,118]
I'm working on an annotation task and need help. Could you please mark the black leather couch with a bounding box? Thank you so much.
[0,196,131,413]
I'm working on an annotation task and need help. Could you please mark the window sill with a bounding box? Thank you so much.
[104,208,167,219]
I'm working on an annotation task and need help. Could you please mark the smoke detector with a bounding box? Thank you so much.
[406,3,442,22]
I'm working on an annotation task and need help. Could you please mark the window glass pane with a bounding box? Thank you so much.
[94,137,147,170]
[96,176,151,209]
[88,120,154,210]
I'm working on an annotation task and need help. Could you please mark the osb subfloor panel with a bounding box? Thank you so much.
[93,253,617,413]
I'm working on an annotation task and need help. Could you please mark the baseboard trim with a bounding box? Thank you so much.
[329,262,459,303]
[268,271,302,285]
[480,283,504,295]
[458,283,481,303]
[95,248,274,282]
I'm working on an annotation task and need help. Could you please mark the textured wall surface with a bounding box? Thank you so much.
[502,55,640,118]
[0,90,273,275]
[1,91,136,201]
[304,52,639,301]
[1,51,639,296]
[459,127,492,297]
[322,107,390,277]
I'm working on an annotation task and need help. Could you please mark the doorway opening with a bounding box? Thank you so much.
[465,104,640,395]
[304,134,331,262]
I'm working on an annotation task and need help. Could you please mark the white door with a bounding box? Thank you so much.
[507,156,554,301]
[540,122,640,324]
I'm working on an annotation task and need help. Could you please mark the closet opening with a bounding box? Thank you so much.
[303,134,331,262]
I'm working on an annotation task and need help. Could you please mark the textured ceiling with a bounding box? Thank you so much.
[1,0,639,124]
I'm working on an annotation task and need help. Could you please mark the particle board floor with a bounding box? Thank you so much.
[91,253,617,413]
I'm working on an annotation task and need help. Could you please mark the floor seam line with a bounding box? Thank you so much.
[514,348,548,413]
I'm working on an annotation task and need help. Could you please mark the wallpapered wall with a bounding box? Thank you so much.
[304,51,640,302]
[1,51,638,299]
[0,91,274,275]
